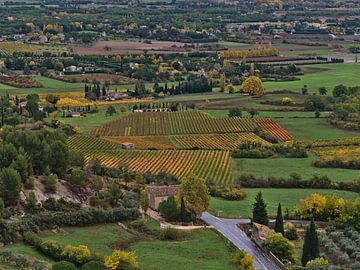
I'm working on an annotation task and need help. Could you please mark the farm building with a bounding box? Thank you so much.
[121,142,135,149]
[148,185,180,210]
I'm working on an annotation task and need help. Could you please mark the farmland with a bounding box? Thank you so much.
[91,111,291,142]
[68,135,234,184]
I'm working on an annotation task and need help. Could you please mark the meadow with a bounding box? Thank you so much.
[0,222,236,270]
[264,63,360,94]
[209,188,359,218]
[233,154,359,183]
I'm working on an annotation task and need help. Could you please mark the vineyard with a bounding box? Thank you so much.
[68,135,233,184]
[91,111,289,137]
[172,133,270,150]
[103,136,176,150]
[254,118,293,142]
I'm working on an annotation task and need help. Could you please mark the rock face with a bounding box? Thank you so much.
[22,177,92,205]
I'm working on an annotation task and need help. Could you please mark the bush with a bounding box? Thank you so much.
[263,232,296,263]
[232,249,255,270]
[82,260,106,270]
[284,223,298,240]
[52,261,77,270]
[66,169,88,187]
[158,228,182,241]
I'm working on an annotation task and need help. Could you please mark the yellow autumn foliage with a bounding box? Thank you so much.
[104,250,138,270]
[242,76,264,95]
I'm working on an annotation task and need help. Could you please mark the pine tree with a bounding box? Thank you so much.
[301,219,320,266]
[252,191,268,225]
[274,203,284,235]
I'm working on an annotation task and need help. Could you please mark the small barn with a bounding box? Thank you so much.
[121,142,135,150]
[148,185,180,210]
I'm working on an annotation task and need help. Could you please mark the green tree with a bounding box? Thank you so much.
[0,197,4,218]
[44,174,57,193]
[26,191,40,214]
[134,80,147,96]
[219,73,226,92]
[318,87,327,96]
[252,191,268,225]
[158,197,178,221]
[302,219,320,266]
[333,84,348,97]
[105,182,123,207]
[264,232,296,263]
[140,186,149,216]
[275,203,284,236]
[105,105,117,117]
[49,141,69,178]
[10,153,30,184]
[0,167,22,204]
[180,175,210,218]
[247,109,259,118]
[228,108,242,118]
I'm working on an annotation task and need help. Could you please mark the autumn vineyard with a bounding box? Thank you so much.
[67,111,293,183]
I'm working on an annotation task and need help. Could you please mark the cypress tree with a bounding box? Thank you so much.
[301,219,319,266]
[252,191,268,225]
[275,203,284,235]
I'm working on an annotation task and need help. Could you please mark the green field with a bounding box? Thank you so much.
[264,63,360,94]
[59,106,130,133]
[233,154,359,182]
[0,222,235,270]
[209,188,359,218]
[132,229,236,270]
[275,117,360,141]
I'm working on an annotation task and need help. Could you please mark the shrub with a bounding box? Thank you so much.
[284,223,298,240]
[232,250,255,270]
[66,169,88,187]
[61,245,92,266]
[52,261,77,270]
[263,232,296,263]
[158,228,182,241]
[104,250,138,270]
[82,260,106,270]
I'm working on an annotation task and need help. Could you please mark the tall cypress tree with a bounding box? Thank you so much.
[301,219,320,266]
[252,191,268,225]
[275,203,284,235]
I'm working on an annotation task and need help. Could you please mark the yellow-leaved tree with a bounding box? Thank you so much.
[242,76,264,95]
[232,250,255,270]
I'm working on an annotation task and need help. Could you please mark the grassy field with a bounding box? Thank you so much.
[209,188,359,218]
[275,117,360,141]
[59,106,130,133]
[233,154,359,182]
[264,63,360,94]
[132,229,236,270]
[0,222,235,270]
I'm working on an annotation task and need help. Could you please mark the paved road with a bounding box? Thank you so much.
[201,212,281,270]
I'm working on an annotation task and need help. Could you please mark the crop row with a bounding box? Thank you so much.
[172,132,270,150]
[103,136,176,150]
[254,118,293,142]
[67,135,233,184]
[91,111,267,137]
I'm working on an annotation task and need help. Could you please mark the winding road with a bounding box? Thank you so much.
[201,212,281,270]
